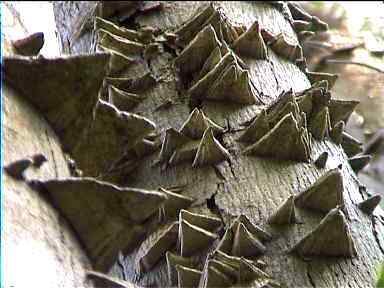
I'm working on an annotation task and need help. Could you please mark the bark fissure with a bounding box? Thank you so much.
[372,216,384,255]
[267,58,281,91]
[307,266,316,288]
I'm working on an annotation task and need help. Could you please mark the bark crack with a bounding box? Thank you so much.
[306,265,316,288]
[267,58,280,91]
[371,215,384,255]
[118,253,128,281]
[226,159,238,180]
[206,185,226,227]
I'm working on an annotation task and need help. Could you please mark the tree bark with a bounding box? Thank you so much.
[28,1,384,287]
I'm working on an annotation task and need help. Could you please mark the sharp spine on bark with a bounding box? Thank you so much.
[159,109,229,168]
[291,207,357,257]
[180,108,225,140]
[86,270,132,288]
[341,131,363,157]
[31,177,168,271]
[174,3,217,47]
[296,92,313,117]
[306,71,338,89]
[238,109,270,143]
[206,250,271,285]
[264,32,303,62]
[179,219,218,257]
[234,215,272,242]
[168,140,201,166]
[176,265,203,288]
[243,113,311,162]
[217,215,269,256]
[95,16,141,41]
[136,222,179,274]
[287,2,312,22]
[12,32,44,56]
[287,2,328,32]
[328,99,359,127]
[198,46,223,79]
[96,44,134,77]
[3,54,152,179]
[105,72,157,93]
[175,24,221,77]
[233,20,267,59]
[208,259,238,283]
[215,227,234,254]
[166,251,198,285]
[348,155,371,174]
[2,53,110,152]
[159,188,195,220]
[199,261,233,288]
[268,195,297,225]
[101,49,135,76]
[158,128,190,164]
[192,128,231,167]
[314,152,329,169]
[358,195,382,215]
[231,223,266,257]
[239,90,312,162]
[75,100,156,177]
[174,6,261,105]
[108,85,144,111]
[180,209,222,232]
[309,106,330,140]
[189,51,258,105]
[97,28,145,56]
[330,121,345,145]
[295,168,344,213]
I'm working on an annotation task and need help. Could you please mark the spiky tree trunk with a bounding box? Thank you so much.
[4,1,384,288]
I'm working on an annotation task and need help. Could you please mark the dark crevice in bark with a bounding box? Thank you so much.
[119,15,141,31]
[267,58,281,91]
[206,185,226,229]
[224,118,231,133]
[226,159,238,181]
[372,215,384,255]
[145,57,155,78]
[306,266,316,288]
[117,253,128,281]
[162,43,178,58]
[358,184,367,201]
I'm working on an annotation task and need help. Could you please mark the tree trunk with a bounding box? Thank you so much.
[5,1,384,288]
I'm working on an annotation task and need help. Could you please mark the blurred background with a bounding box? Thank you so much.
[297,1,384,199]
[2,1,384,202]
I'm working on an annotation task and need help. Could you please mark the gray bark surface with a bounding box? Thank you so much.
[48,1,384,287]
